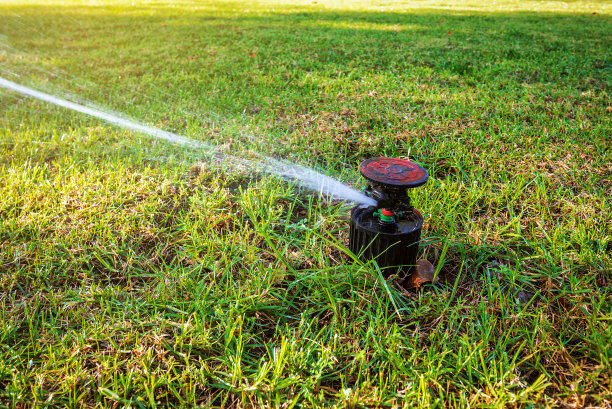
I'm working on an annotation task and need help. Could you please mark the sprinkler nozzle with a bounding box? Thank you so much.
[374,208,395,223]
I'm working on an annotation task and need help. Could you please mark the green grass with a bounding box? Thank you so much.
[0,0,610,407]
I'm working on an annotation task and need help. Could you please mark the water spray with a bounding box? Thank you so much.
[349,157,428,283]
[0,77,375,207]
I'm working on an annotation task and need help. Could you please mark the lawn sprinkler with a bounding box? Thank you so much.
[349,157,428,283]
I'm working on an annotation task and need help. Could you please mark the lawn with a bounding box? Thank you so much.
[0,0,610,407]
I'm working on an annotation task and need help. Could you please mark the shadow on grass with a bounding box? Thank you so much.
[1,4,609,102]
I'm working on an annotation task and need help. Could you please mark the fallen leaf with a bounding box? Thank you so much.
[404,259,436,289]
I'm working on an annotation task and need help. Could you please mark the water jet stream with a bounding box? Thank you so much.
[0,77,376,206]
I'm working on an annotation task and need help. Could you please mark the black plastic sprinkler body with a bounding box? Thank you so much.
[349,157,428,283]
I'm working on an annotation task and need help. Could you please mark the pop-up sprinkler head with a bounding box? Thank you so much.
[349,157,428,283]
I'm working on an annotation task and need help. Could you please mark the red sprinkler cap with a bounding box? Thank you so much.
[381,208,395,216]
[360,157,428,188]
